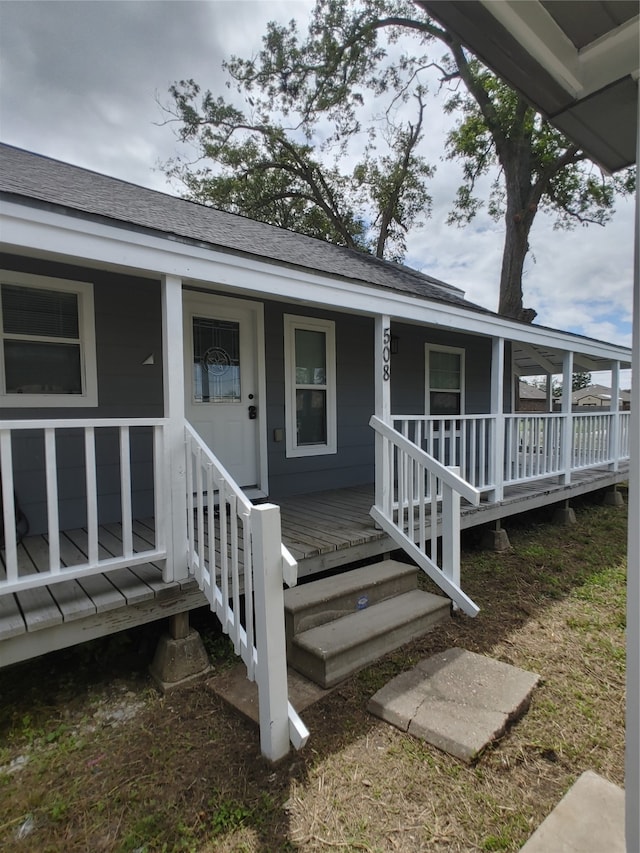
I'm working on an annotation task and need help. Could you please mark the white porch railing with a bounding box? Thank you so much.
[370,416,481,617]
[393,411,631,492]
[184,422,309,761]
[0,418,167,594]
[393,415,496,492]
[504,413,565,484]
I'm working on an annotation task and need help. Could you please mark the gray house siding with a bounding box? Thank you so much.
[263,302,376,498]
[1,253,510,527]
[390,322,494,415]
[1,254,163,534]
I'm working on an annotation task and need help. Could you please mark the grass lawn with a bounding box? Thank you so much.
[0,488,627,852]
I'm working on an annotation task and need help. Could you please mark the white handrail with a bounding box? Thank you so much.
[184,422,308,759]
[370,416,480,617]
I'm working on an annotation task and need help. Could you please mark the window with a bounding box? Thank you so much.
[425,345,464,415]
[284,314,337,457]
[191,316,241,403]
[0,271,98,407]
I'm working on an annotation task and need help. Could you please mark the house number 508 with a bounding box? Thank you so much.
[382,327,391,381]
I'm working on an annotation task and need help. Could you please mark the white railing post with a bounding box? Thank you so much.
[250,503,291,762]
[610,360,621,471]
[442,466,461,604]
[490,337,505,501]
[561,351,574,483]
[374,315,392,517]
[0,429,18,583]
[161,274,188,581]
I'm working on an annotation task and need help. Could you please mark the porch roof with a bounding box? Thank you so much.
[0,143,632,373]
[0,142,482,313]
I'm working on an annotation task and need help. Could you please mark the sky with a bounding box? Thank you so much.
[0,0,635,386]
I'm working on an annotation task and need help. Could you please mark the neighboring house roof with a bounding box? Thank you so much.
[571,384,632,404]
[0,143,487,314]
[519,381,547,400]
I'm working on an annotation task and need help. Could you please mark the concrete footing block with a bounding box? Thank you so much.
[553,506,576,525]
[149,628,212,693]
[604,489,624,507]
[482,527,511,552]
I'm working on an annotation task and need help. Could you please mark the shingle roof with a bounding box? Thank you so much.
[0,143,489,313]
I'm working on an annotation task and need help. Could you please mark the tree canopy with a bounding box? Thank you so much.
[161,0,635,320]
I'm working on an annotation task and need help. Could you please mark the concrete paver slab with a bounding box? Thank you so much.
[367,647,540,762]
[409,697,507,763]
[519,770,625,853]
[367,666,434,731]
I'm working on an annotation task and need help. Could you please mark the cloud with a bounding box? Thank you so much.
[0,0,634,355]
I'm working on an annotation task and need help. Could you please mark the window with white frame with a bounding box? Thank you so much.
[284,314,337,457]
[0,271,98,407]
[425,345,464,415]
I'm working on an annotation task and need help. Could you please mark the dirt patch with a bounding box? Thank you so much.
[0,490,627,851]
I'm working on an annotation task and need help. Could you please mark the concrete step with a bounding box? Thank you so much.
[284,559,418,640]
[289,589,450,688]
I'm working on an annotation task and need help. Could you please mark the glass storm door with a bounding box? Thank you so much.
[184,294,259,488]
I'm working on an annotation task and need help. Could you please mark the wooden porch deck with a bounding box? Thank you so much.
[0,462,628,668]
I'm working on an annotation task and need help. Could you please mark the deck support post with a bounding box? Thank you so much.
[149,610,212,693]
[561,351,573,485]
[490,337,505,502]
[169,611,190,640]
[553,499,576,526]
[482,519,511,552]
[161,274,188,582]
[604,486,624,507]
[251,503,291,763]
[374,315,392,523]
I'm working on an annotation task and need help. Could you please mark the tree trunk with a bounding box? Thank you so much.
[498,167,537,322]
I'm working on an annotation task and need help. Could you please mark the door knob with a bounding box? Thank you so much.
[248,405,257,420]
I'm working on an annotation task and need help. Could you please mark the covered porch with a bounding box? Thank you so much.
[1,452,629,665]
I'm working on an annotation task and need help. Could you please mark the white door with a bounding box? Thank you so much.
[183,293,261,489]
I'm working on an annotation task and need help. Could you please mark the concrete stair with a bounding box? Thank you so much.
[284,559,450,688]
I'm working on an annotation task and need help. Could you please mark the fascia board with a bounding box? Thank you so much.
[0,200,632,366]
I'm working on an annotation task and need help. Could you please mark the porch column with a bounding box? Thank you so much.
[374,315,392,513]
[545,373,553,412]
[161,274,189,581]
[626,86,640,853]
[560,351,573,485]
[490,337,505,502]
[609,360,621,471]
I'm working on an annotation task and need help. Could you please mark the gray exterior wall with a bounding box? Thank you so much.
[263,303,376,498]
[1,254,163,534]
[1,253,507,525]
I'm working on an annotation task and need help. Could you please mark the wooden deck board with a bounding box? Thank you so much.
[0,463,628,665]
[59,533,126,614]
[63,528,155,607]
[0,591,25,640]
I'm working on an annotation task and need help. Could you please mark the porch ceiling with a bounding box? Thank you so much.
[511,342,629,377]
[418,1,639,173]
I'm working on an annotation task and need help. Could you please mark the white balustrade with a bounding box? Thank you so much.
[184,422,308,759]
[370,415,480,616]
[0,418,167,593]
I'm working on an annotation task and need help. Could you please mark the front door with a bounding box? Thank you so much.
[183,293,262,490]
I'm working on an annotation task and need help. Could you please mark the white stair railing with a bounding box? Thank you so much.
[184,422,309,760]
[370,416,481,617]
